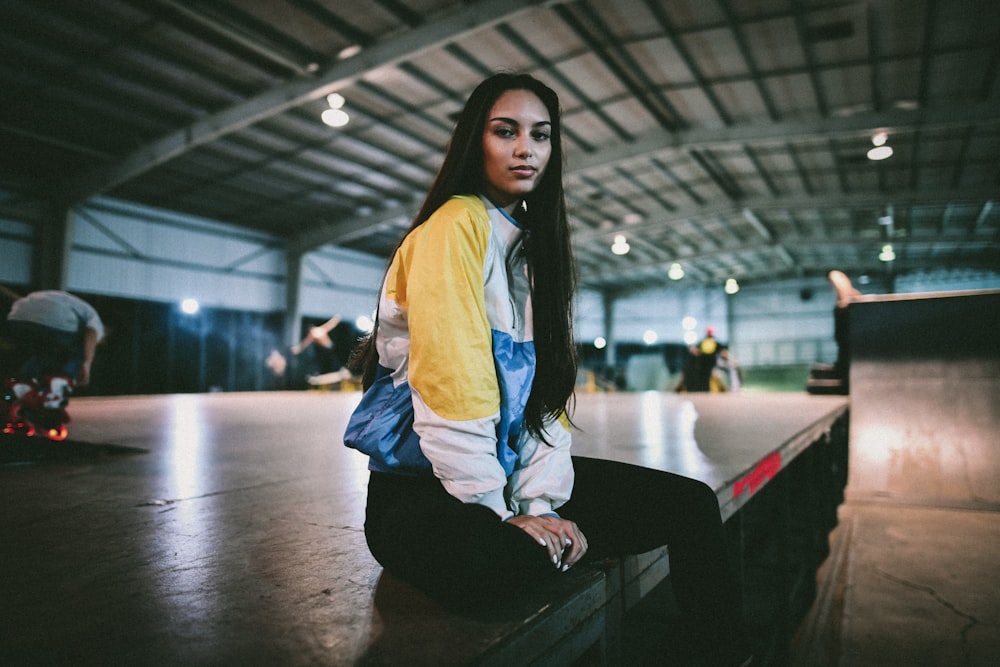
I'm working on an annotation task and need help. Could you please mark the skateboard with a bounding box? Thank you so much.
[2,375,74,441]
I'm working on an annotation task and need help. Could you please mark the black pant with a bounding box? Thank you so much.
[365,456,748,664]
[6,320,83,380]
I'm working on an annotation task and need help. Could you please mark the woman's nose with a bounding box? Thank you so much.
[514,134,531,157]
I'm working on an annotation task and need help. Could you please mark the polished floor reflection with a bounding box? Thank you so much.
[2,389,997,666]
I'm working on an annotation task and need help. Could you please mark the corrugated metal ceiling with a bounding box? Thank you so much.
[1,0,998,293]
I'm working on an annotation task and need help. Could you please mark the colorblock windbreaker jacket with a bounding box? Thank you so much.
[344,194,573,520]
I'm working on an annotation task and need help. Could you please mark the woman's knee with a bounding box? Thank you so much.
[683,476,723,520]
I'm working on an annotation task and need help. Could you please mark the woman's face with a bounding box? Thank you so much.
[481,89,552,210]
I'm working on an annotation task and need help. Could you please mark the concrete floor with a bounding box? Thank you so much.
[788,355,1000,667]
[2,388,998,666]
[790,500,1000,667]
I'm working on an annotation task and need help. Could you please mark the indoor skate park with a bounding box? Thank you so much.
[2,2,999,666]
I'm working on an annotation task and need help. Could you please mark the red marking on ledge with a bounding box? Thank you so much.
[733,451,783,498]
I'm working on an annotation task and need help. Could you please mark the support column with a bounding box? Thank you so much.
[34,205,75,290]
[726,290,736,348]
[284,248,305,350]
[601,291,616,367]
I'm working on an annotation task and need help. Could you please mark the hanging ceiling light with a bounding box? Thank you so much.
[337,44,362,60]
[611,234,630,255]
[867,130,893,160]
[668,262,684,280]
[724,278,740,294]
[321,92,350,128]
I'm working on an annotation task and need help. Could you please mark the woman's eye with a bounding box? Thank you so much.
[532,131,550,142]
[494,127,515,138]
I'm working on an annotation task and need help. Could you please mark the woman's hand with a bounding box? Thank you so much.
[508,514,588,571]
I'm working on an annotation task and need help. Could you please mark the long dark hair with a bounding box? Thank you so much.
[351,72,577,438]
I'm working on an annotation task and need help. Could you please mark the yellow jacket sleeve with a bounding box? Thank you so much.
[390,197,510,515]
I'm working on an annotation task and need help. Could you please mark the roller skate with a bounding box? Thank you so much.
[3,378,36,437]
[2,376,73,441]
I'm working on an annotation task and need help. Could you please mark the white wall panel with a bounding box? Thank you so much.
[75,199,284,270]
[68,198,389,319]
[609,285,729,343]
[300,283,379,324]
[69,251,284,312]
[729,277,837,366]
[573,290,605,343]
[299,244,386,322]
[0,217,33,285]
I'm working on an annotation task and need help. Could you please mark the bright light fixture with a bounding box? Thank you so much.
[879,243,896,262]
[867,131,893,160]
[355,315,374,332]
[611,234,630,255]
[668,262,684,280]
[594,336,607,350]
[642,329,658,345]
[322,108,350,128]
[682,316,697,331]
[338,44,362,60]
[180,298,200,315]
[321,91,350,127]
[725,278,740,294]
[867,145,893,160]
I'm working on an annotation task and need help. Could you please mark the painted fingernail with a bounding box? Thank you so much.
[565,538,572,546]
[552,554,558,564]
[562,564,570,572]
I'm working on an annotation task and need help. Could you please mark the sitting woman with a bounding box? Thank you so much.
[344,72,752,667]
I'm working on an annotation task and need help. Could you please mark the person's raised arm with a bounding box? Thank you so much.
[78,327,99,386]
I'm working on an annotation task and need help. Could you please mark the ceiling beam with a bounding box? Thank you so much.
[565,102,1000,174]
[289,105,1000,254]
[58,0,554,206]
[288,203,414,255]
[155,0,313,76]
[569,187,1000,244]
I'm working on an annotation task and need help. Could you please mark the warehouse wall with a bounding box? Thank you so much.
[1,196,386,394]
[1,195,384,320]
[69,199,285,312]
[3,195,998,395]
[578,272,999,362]
[0,217,33,286]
